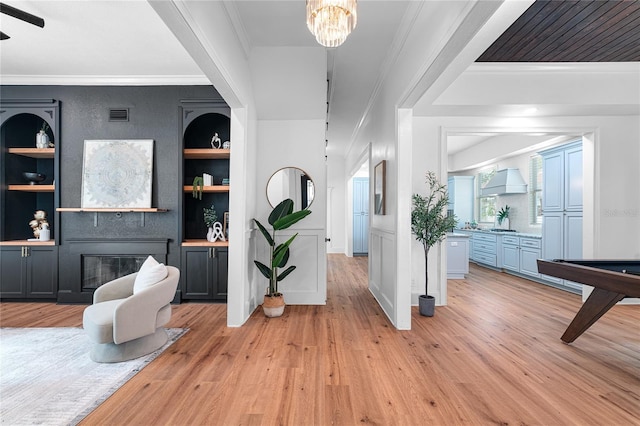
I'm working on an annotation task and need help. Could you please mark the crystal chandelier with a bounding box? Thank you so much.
[306,0,357,48]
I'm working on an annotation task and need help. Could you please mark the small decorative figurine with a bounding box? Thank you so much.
[28,210,49,239]
[222,140,230,150]
[210,132,221,149]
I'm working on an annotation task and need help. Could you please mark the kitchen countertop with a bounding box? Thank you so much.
[455,228,542,239]
[447,232,470,238]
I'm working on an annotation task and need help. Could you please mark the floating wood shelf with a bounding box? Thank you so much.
[7,148,55,158]
[8,184,54,192]
[183,148,230,160]
[0,240,56,246]
[184,185,230,193]
[57,208,168,227]
[182,239,229,247]
[57,208,168,213]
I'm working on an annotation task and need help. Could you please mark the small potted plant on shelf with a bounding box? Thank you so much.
[253,198,311,317]
[411,171,457,317]
[497,205,511,230]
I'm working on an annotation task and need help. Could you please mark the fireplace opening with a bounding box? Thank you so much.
[82,255,146,290]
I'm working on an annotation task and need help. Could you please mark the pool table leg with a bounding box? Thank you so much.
[561,287,626,343]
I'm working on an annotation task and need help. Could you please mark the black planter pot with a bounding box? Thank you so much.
[418,295,435,317]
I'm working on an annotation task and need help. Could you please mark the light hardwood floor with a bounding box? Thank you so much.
[1,255,639,425]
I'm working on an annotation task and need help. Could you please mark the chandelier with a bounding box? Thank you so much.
[306,0,357,48]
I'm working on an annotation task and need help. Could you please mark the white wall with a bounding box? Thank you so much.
[251,47,327,306]
[327,153,346,254]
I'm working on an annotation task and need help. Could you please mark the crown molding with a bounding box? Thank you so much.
[0,74,211,86]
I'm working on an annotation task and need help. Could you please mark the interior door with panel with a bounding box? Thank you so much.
[352,177,369,255]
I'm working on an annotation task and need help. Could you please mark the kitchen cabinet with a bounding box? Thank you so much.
[353,177,369,255]
[501,235,542,279]
[447,176,474,227]
[539,141,582,293]
[0,245,58,299]
[471,232,498,267]
[181,246,228,300]
[446,233,469,279]
[501,235,520,272]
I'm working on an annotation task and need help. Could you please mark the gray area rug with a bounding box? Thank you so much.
[0,327,187,425]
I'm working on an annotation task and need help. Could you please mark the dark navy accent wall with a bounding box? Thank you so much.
[0,85,223,300]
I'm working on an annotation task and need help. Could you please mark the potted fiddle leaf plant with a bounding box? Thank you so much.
[411,171,457,317]
[253,198,311,317]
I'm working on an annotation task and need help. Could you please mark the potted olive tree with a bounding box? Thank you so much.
[254,198,311,317]
[411,171,457,316]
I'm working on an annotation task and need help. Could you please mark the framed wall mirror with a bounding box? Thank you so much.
[266,167,315,210]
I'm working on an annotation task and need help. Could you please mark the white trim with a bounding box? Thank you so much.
[0,75,211,86]
[467,62,640,75]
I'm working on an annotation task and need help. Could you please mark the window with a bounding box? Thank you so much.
[529,154,543,224]
[477,167,496,224]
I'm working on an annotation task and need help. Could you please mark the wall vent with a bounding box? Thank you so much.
[109,108,129,122]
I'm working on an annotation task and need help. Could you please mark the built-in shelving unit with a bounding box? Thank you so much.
[180,101,230,301]
[1,100,60,300]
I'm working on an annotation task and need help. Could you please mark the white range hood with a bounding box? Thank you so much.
[481,168,527,196]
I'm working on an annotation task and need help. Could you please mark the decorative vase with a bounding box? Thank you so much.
[206,227,214,242]
[418,295,435,317]
[263,294,285,317]
[36,130,49,149]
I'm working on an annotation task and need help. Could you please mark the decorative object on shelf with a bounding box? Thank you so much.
[223,211,229,238]
[306,0,357,48]
[374,160,386,215]
[22,172,46,185]
[81,139,153,208]
[222,141,230,150]
[35,122,50,148]
[210,132,221,149]
[28,210,49,239]
[202,173,213,186]
[411,171,457,317]
[207,223,226,243]
[192,176,204,199]
[497,205,511,230]
[38,223,50,241]
[253,198,311,317]
[221,178,229,186]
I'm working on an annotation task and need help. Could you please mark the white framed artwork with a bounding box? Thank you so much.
[81,139,154,208]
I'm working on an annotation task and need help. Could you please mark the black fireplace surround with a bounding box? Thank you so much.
[57,239,168,303]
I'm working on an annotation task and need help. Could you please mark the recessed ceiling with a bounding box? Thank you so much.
[477,0,640,62]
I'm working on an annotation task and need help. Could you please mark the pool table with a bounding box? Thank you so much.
[536,259,640,343]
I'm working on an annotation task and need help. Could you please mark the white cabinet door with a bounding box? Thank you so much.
[502,244,519,272]
[564,212,583,259]
[542,151,564,212]
[520,247,541,278]
[564,146,583,211]
[542,212,563,284]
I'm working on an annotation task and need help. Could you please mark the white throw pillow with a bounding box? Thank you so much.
[133,256,168,294]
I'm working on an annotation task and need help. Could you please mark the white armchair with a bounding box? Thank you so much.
[83,263,180,363]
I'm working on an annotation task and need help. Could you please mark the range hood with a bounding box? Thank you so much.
[481,168,527,196]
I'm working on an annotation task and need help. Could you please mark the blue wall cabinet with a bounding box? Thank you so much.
[353,177,369,255]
